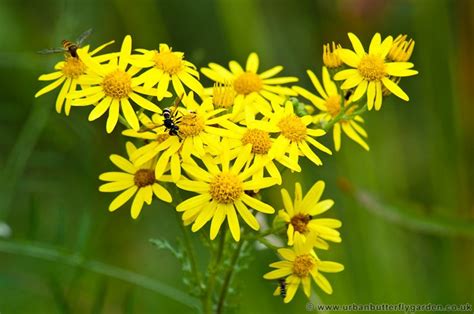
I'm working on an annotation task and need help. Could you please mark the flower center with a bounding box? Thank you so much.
[325,95,341,117]
[357,55,386,81]
[178,113,205,138]
[213,82,236,108]
[290,213,311,233]
[293,254,316,277]
[102,70,132,99]
[134,169,155,187]
[153,50,183,75]
[241,129,272,155]
[62,57,87,79]
[233,72,262,95]
[209,172,243,204]
[277,114,307,142]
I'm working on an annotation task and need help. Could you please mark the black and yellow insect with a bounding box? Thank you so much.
[278,279,287,299]
[37,28,92,58]
[139,95,184,139]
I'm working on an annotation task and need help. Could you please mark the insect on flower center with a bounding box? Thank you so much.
[325,95,341,117]
[178,113,205,138]
[233,72,262,95]
[290,213,311,233]
[153,50,183,75]
[293,254,316,277]
[102,70,132,99]
[62,57,87,79]
[213,82,236,108]
[357,55,386,81]
[277,114,307,142]
[134,169,155,187]
[209,172,243,204]
[241,129,272,155]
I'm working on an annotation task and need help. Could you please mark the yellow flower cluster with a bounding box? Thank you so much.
[35,31,417,304]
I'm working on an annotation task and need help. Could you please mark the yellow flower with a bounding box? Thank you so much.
[176,144,278,241]
[294,67,369,151]
[388,34,415,62]
[35,40,114,115]
[201,53,298,119]
[99,142,172,219]
[263,234,344,302]
[322,42,343,69]
[123,93,228,182]
[278,181,341,249]
[212,81,236,109]
[256,100,332,167]
[220,120,301,185]
[334,33,418,110]
[71,35,168,133]
[131,44,203,100]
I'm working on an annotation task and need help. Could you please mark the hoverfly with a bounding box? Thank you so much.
[37,28,92,58]
[139,95,184,139]
[278,279,287,299]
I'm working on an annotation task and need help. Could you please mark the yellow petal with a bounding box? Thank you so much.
[351,79,368,101]
[119,35,132,71]
[234,200,259,230]
[131,188,145,219]
[226,204,241,241]
[367,81,376,110]
[120,98,139,130]
[348,32,366,57]
[210,204,226,240]
[35,77,66,98]
[246,52,259,73]
[152,183,172,203]
[381,77,409,101]
[109,186,138,211]
[339,48,361,68]
[241,194,275,214]
[368,33,381,55]
[106,99,120,133]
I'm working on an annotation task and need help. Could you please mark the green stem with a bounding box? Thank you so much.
[0,239,200,310]
[216,239,245,314]
[244,225,286,240]
[174,211,202,289]
[202,229,226,314]
[256,237,280,250]
[118,113,131,129]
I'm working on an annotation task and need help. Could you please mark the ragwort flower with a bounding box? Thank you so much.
[294,67,369,151]
[278,181,341,249]
[99,142,172,219]
[334,33,418,110]
[263,234,344,302]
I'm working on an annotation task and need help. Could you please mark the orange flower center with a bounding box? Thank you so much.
[358,55,386,81]
[233,72,262,95]
[62,57,87,79]
[325,95,341,117]
[134,169,155,187]
[293,254,316,277]
[102,70,132,99]
[241,129,272,155]
[277,114,307,142]
[153,50,183,75]
[209,172,243,204]
[178,113,205,138]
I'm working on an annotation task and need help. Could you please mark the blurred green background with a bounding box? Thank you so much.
[0,0,473,313]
